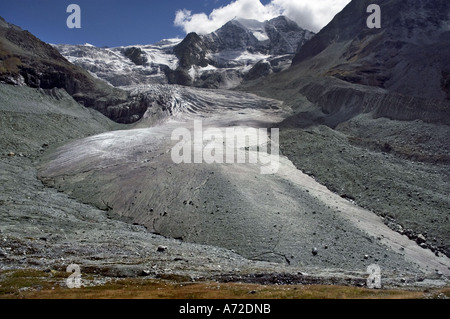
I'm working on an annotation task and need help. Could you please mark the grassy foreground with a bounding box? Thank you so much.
[0,269,449,299]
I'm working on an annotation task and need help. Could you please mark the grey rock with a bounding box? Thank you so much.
[417,234,426,244]
[140,270,152,277]
[157,246,168,253]
[244,60,272,81]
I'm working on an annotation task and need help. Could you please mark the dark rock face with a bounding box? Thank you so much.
[243,55,294,82]
[265,16,313,55]
[245,60,272,81]
[246,0,450,127]
[442,70,450,100]
[196,71,225,89]
[207,20,262,52]
[165,68,193,86]
[122,47,148,66]
[294,79,450,127]
[174,33,210,69]
[167,33,210,86]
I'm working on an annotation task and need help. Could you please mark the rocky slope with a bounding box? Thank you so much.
[0,84,302,282]
[55,16,314,89]
[292,0,450,101]
[0,16,174,124]
[246,0,450,124]
[0,18,120,113]
[242,0,450,256]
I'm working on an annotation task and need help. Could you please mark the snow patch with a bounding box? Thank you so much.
[253,31,269,42]
[155,38,183,47]
[199,64,217,72]
[211,50,270,64]
[188,66,196,80]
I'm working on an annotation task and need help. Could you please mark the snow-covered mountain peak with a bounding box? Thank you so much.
[232,17,265,30]
[56,16,315,89]
[232,18,270,42]
[153,38,183,47]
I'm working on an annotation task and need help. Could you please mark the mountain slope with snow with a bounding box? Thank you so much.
[55,39,181,87]
[204,16,313,55]
[55,16,314,89]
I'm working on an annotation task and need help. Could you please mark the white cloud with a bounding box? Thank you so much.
[174,0,351,34]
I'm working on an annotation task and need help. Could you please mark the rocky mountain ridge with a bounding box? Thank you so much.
[246,0,450,126]
[242,0,450,257]
[0,17,185,124]
[55,16,314,89]
[291,0,450,101]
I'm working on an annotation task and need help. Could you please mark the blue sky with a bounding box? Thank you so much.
[0,0,248,47]
[0,0,349,47]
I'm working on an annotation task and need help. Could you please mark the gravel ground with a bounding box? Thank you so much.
[279,116,450,258]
